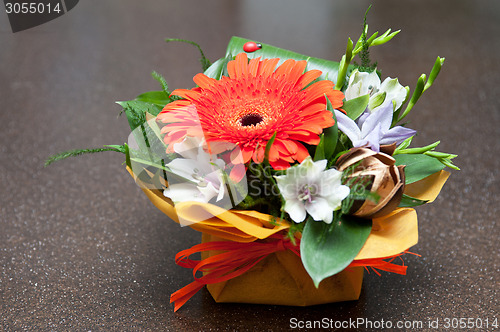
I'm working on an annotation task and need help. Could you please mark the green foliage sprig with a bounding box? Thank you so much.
[394,137,459,170]
[335,6,400,90]
[165,38,212,71]
[393,56,445,124]
[354,6,377,72]
[45,145,125,167]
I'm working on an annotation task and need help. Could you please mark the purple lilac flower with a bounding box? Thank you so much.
[334,101,416,152]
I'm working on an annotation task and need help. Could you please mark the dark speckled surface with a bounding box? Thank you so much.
[1,0,498,330]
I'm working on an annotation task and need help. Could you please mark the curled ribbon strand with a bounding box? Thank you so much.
[170,235,412,311]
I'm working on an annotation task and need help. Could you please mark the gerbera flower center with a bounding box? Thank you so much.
[239,113,264,127]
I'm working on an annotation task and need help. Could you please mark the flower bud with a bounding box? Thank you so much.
[336,147,405,218]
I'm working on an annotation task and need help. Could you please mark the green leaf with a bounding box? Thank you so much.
[204,54,232,80]
[399,194,428,207]
[226,37,354,84]
[424,151,457,159]
[335,55,348,90]
[300,216,372,287]
[395,153,445,184]
[124,143,131,169]
[203,58,224,79]
[135,91,171,109]
[323,97,339,160]
[264,132,277,164]
[368,91,386,110]
[437,157,460,171]
[314,134,325,161]
[117,100,162,131]
[343,94,369,120]
[395,136,413,151]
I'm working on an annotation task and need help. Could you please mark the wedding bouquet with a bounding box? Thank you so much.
[47,14,458,312]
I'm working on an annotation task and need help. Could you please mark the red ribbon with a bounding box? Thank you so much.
[170,235,413,311]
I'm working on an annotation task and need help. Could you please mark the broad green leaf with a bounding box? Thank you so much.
[300,216,372,287]
[343,94,369,120]
[226,36,355,84]
[395,153,445,184]
[323,97,339,160]
[135,91,171,109]
[399,194,428,207]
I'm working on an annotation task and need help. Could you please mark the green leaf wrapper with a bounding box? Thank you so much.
[226,37,354,84]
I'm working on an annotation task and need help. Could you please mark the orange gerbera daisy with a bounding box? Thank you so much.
[157,53,344,169]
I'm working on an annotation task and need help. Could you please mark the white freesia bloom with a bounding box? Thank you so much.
[345,69,407,112]
[163,136,226,204]
[274,157,350,224]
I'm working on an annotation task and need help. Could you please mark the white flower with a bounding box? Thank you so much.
[344,69,408,112]
[274,157,350,224]
[163,136,226,204]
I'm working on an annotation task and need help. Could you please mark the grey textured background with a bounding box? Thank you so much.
[1,0,498,330]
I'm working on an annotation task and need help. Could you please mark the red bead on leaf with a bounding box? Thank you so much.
[243,41,262,53]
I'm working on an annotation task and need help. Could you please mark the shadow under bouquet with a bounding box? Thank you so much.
[48,18,458,312]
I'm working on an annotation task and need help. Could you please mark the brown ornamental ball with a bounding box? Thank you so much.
[336,147,405,219]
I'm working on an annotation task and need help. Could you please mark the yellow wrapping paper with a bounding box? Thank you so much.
[128,167,449,305]
[404,170,450,202]
[202,233,364,305]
